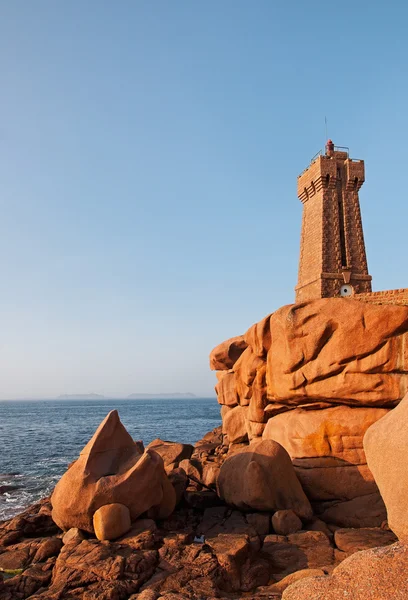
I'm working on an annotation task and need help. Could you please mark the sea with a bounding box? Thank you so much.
[0,397,220,522]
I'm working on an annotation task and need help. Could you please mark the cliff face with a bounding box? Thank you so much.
[210,298,408,528]
[210,298,408,441]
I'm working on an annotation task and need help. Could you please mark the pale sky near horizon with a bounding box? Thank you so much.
[0,1,407,399]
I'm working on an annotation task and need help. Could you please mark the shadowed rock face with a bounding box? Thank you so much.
[51,410,175,534]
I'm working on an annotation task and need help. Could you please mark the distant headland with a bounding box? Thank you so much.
[57,392,197,400]
[57,394,105,400]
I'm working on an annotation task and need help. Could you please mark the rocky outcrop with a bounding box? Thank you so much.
[282,542,408,600]
[211,299,408,444]
[216,440,312,519]
[209,335,248,371]
[364,392,408,541]
[51,411,176,536]
[263,405,388,526]
[147,439,194,472]
[266,299,408,406]
[0,442,401,600]
[211,298,408,529]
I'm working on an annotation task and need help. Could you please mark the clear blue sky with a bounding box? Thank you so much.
[1,1,407,398]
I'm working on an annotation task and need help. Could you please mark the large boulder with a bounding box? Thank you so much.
[267,299,408,406]
[147,439,194,468]
[263,406,387,500]
[209,335,247,371]
[222,405,248,444]
[51,410,176,533]
[215,371,239,407]
[364,392,408,541]
[282,542,408,599]
[263,405,388,527]
[217,440,312,519]
[93,503,131,541]
[212,300,408,425]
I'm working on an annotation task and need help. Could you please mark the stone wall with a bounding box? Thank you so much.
[355,288,408,306]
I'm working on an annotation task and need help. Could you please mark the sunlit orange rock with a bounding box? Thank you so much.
[217,440,312,518]
[209,335,247,371]
[215,370,238,407]
[262,406,388,522]
[364,392,408,541]
[282,542,408,600]
[267,299,408,406]
[51,410,176,533]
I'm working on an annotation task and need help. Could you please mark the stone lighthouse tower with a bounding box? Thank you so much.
[295,140,372,302]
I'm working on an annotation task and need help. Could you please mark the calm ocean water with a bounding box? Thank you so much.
[0,397,220,521]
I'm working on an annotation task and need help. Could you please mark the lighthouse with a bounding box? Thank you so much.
[295,141,372,302]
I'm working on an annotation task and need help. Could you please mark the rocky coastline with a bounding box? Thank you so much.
[1,297,408,599]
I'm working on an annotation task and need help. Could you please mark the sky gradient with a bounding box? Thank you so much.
[1,1,407,398]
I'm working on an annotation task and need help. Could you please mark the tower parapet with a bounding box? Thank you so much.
[295,142,372,302]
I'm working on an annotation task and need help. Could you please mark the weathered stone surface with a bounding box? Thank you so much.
[268,568,326,594]
[282,542,408,599]
[156,533,220,597]
[244,313,273,358]
[206,533,249,591]
[148,474,177,520]
[167,468,188,506]
[214,301,408,426]
[217,440,312,518]
[192,427,223,458]
[286,531,334,569]
[304,519,333,545]
[233,348,264,406]
[263,406,388,464]
[0,536,62,571]
[220,405,232,433]
[364,392,408,541]
[315,492,387,528]
[147,439,194,467]
[262,530,333,577]
[51,410,176,533]
[177,456,220,490]
[210,335,248,371]
[263,406,387,514]
[62,527,86,545]
[222,405,248,444]
[215,371,239,407]
[246,513,270,536]
[272,510,302,536]
[29,538,158,599]
[93,503,131,541]
[334,527,397,554]
[1,558,56,599]
[0,499,58,547]
[267,299,408,406]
